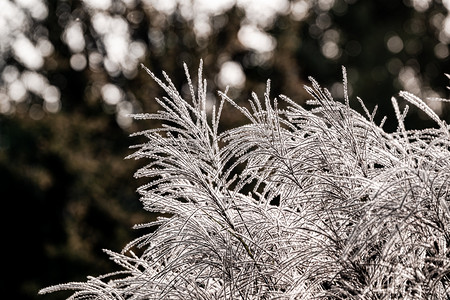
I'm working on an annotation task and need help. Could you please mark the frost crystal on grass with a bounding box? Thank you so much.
[41,63,450,299]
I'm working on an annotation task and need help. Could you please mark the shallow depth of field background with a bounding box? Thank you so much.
[1,0,449,299]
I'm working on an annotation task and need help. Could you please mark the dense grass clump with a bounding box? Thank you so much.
[41,63,450,299]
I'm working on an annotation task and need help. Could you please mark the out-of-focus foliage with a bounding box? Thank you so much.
[1,0,450,127]
[0,0,449,299]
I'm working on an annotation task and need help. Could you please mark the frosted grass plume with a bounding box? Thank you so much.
[40,62,450,299]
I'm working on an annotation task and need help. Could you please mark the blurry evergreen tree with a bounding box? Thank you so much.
[0,0,449,298]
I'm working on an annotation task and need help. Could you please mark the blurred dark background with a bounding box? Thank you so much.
[0,0,449,299]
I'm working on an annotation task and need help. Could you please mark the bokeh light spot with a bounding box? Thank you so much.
[29,103,45,120]
[22,71,47,95]
[238,25,276,53]
[217,61,246,89]
[44,100,61,113]
[12,35,44,70]
[386,34,404,53]
[88,51,104,71]
[43,86,61,104]
[144,0,177,15]
[318,0,335,11]
[70,54,88,71]
[37,38,54,57]
[322,41,340,59]
[63,22,86,53]
[101,83,123,105]
[16,0,48,20]
[434,43,449,59]
[291,0,311,21]
[83,0,112,11]
[2,66,20,83]
[116,100,134,128]
[410,0,432,12]
[8,81,27,102]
